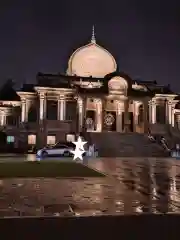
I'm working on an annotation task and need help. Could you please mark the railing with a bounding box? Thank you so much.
[148,126,171,152]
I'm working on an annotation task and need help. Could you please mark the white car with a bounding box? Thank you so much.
[36,142,74,158]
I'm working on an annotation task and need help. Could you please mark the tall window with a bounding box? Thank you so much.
[156,105,166,124]
[28,134,36,145]
[28,106,37,122]
[47,100,57,120]
[6,116,16,126]
[122,112,124,130]
[65,101,77,120]
[147,105,149,122]
[138,105,144,124]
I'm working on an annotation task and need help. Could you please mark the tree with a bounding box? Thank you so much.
[0,79,19,101]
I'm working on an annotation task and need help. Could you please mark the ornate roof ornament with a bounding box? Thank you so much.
[91,25,96,44]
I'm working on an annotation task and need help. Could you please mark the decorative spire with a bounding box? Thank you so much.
[91,25,96,43]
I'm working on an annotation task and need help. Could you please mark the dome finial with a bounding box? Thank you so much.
[91,25,96,43]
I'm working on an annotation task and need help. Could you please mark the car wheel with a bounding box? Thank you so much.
[63,151,70,157]
[42,151,48,158]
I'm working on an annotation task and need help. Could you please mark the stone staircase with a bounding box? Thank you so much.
[149,124,180,150]
[163,125,180,150]
[87,132,169,157]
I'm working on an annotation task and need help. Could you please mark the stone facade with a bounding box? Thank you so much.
[0,28,180,150]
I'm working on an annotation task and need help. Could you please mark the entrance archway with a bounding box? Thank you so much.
[128,112,134,132]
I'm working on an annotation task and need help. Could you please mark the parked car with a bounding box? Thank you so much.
[36,142,75,158]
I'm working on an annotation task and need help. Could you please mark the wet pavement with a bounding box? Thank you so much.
[0,155,180,217]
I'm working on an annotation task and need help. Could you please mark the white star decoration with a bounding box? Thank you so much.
[71,136,87,161]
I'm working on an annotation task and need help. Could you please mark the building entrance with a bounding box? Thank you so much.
[128,112,134,132]
[86,110,95,131]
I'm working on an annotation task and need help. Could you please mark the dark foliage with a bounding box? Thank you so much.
[0,79,20,101]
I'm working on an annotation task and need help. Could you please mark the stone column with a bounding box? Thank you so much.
[134,102,140,126]
[148,101,152,123]
[95,99,102,132]
[0,112,6,126]
[116,100,124,132]
[58,95,66,121]
[124,98,129,132]
[77,97,83,132]
[21,98,26,122]
[151,100,156,124]
[25,100,32,122]
[172,107,175,127]
[39,92,46,120]
[143,101,149,133]
[167,101,172,124]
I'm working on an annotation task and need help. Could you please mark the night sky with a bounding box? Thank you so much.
[0,0,180,91]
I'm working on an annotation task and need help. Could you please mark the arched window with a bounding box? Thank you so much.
[28,105,37,122]
[138,105,144,124]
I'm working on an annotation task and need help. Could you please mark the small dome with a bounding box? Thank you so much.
[108,76,128,92]
[67,28,117,78]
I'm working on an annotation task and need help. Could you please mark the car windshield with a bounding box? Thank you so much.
[47,142,74,149]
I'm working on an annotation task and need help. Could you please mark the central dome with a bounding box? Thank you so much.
[67,28,117,78]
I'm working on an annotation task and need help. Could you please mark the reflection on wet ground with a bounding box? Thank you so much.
[0,155,180,217]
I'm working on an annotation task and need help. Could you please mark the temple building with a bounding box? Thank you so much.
[0,27,180,150]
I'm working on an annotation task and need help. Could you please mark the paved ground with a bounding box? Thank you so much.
[0,155,180,217]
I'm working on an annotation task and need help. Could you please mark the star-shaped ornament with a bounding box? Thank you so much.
[71,149,85,161]
[71,136,87,161]
[73,136,87,151]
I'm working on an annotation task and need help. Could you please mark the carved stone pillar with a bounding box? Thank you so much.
[123,98,129,132]
[58,95,66,121]
[39,92,46,120]
[0,112,6,126]
[21,98,26,122]
[95,99,102,132]
[134,102,139,126]
[116,100,124,132]
[143,101,149,133]
[167,101,172,124]
[172,107,175,127]
[148,101,152,123]
[77,97,83,132]
[151,100,156,124]
[25,100,32,122]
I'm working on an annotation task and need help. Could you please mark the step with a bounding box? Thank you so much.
[88,132,168,157]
